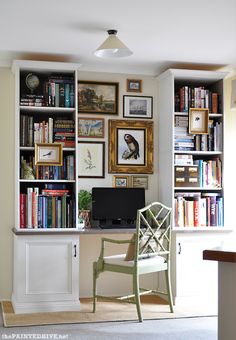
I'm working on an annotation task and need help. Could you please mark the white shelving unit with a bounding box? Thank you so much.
[157,69,231,307]
[11,60,81,313]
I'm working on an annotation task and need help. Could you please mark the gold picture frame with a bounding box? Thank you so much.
[35,143,63,166]
[113,175,130,188]
[108,119,153,174]
[126,79,142,93]
[189,108,209,134]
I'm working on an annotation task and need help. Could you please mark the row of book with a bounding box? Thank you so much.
[20,116,75,148]
[174,192,223,227]
[21,155,75,180]
[193,158,222,188]
[175,86,221,113]
[175,117,223,152]
[20,187,76,229]
[20,76,75,108]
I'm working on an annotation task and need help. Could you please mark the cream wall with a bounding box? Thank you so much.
[0,68,14,300]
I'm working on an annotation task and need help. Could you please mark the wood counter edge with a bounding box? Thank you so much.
[203,249,236,263]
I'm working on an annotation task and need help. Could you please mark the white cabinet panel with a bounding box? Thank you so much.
[12,234,80,313]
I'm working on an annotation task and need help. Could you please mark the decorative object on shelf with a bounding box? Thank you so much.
[21,159,35,180]
[113,175,130,188]
[94,29,133,58]
[108,119,153,174]
[123,95,153,119]
[77,141,105,178]
[189,108,209,134]
[35,143,63,166]
[78,189,92,228]
[78,81,119,115]
[78,117,104,138]
[25,73,40,94]
[131,175,148,189]
[126,79,142,93]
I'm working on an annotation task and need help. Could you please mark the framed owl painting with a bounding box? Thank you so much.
[108,120,153,174]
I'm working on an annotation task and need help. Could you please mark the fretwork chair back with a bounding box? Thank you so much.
[93,201,174,322]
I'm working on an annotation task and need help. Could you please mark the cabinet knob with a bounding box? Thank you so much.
[178,242,181,255]
[73,244,77,257]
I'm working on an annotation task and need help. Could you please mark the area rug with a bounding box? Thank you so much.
[1,296,216,327]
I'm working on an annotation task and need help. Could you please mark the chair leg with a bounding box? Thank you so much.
[165,267,174,313]
[133,272,142,322]
[93,262,97,313]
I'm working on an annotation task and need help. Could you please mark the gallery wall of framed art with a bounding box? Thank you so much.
[77,71,158,203]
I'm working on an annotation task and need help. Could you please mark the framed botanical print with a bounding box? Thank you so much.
[77,141,105,178]
[108,119,153,174]
[78,81,119,115]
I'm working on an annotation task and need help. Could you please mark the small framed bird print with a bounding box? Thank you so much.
[123,95,153,119]
[35,143,63,166]
[108,120,153,174]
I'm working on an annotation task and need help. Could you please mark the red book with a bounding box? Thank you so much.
[20,193,27,228]
[193,199,200,227]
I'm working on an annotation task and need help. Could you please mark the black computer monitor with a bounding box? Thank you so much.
[92,187,145,228]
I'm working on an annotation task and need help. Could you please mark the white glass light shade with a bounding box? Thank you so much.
[94,30,133,58]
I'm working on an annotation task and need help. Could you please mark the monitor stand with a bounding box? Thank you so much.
[98,219,136,229]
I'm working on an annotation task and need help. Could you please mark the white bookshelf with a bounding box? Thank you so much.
[11,60,81,313]
[12,60,80,231]
[157,69,231,307]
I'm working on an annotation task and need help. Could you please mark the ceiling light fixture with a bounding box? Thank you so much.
[94,29,133,58]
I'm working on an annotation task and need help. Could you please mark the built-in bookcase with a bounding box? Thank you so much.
[157,69,227,231]
[12,60,80,231]
[157,69,231,306]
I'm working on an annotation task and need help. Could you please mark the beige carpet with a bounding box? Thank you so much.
[1,296,215,327]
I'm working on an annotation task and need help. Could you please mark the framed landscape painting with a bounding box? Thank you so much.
[108,119,153,174]
[78,81,119,115]
[78,117,104,138]
[123,95,153,119]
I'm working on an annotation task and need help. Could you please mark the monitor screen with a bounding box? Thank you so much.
[92,187,145,226]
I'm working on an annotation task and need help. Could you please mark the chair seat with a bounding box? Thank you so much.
[104,254,166,267]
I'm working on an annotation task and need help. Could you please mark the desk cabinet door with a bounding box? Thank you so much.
[13,234,80,312]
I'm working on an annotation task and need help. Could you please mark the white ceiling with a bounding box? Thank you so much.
[1,0,236,75]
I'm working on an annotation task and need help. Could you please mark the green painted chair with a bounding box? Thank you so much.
[93,201,174,322]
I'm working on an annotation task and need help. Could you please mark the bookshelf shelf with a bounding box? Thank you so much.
[174,187,223,191]
[157,68,229,306]
[20,106,75,113]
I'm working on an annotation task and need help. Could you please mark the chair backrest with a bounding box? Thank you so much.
[134,202,172,262]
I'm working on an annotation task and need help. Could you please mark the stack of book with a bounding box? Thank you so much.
[20,95,44,107]
[174,116,195,151]
[53,118,75,147]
